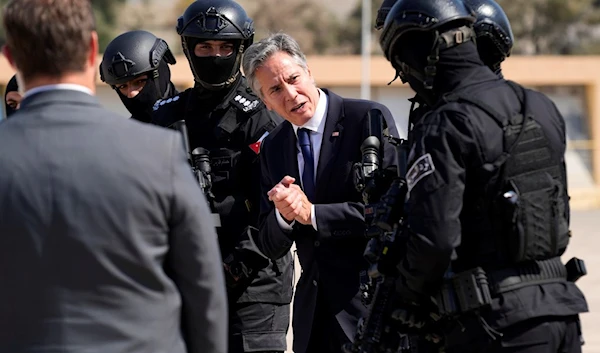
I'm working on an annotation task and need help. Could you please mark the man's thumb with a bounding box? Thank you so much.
[281,175,296,187]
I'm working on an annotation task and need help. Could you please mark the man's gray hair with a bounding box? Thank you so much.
[242,32,310,99]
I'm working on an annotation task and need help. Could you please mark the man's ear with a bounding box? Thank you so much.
[2,44,17,70]
[88,30,99,68]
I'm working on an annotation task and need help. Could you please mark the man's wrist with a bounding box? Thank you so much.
[310,204,317,231]
[275,209,295,230]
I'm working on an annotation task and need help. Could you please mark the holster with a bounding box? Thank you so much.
[435,267,492,318]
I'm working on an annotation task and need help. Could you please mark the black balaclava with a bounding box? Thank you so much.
[477,38,505,78]
[186,37,242,90]
[119,60,173,123]
[4,75,20,119]
[393,30,485,107]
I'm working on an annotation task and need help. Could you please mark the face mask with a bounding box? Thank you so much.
[118,79,160,123]
[4,74,20,118]
[190,53,239,86]
[4,98,19,118]
[404,73,436,107]
[183,37,242,89]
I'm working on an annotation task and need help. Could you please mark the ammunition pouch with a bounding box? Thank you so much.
[435,267,492,318]
[435,257,585,318]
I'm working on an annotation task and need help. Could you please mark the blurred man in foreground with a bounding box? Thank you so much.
[0,1,227,352]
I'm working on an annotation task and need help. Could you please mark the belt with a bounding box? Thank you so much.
[488,257,567,294]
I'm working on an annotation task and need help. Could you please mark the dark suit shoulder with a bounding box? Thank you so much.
[261,120,290,145]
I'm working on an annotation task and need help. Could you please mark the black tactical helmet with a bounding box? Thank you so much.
[176,0,254,89]
[100,30,177,122]
[380,0,476,89]
[463,0,514,72]
[375,0,398,30]
[100,30,176,86]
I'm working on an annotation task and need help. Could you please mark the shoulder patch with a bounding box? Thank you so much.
[153,94,181,111]
[406,153,435,193]
[232,92,261,113]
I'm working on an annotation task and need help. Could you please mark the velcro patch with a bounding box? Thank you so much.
[152,95,180,111]
[232,94,260,113]
[406,153,435,193]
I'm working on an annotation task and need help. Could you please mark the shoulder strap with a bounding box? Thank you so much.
[439,81,532,172]
[230,88,263,115]
[440,81,510,129]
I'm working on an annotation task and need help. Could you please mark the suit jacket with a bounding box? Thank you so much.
[257,89,398,353]
[0,89,227,353]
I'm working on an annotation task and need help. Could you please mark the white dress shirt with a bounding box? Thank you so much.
[22,83,93,100]
[276,88,328,231]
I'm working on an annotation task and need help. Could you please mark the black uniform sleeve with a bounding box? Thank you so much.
[150,92,186,128]
[230,108,283,266]
[397,109,479,297]
[166,133,228,353]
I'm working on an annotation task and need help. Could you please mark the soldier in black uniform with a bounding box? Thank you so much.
[378,0,588,351]
[152,1,291,352]
[100,30,178,123]
[376,0,515,138]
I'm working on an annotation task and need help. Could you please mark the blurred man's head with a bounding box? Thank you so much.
[1,0,98,93]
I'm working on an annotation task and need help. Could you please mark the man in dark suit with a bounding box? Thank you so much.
[0,1,227,353]
[242,33,399,353]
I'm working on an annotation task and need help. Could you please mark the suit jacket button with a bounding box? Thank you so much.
[313,280,318,286]
[314,240,320,247]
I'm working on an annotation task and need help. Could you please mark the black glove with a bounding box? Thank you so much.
[390,277,444,343]
[223,254,253,289]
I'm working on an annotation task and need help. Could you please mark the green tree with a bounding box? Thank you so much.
[0,0,126,50]
[92,0,127,51]
[497,0,600,54]
[173,0,342,55]
[0,0,9,46]
[337,0,384,55]
[249,0,341,54]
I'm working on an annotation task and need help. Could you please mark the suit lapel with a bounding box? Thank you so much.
[315,90,345,201]
[279,123,302,186]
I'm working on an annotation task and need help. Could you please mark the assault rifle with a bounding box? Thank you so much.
[169,120,221,227]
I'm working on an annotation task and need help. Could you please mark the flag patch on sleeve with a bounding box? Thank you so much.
[249,131,270,154]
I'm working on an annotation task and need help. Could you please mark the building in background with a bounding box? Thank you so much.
[1,54,598,209]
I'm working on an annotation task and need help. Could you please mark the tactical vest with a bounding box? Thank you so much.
[179,86,267,247]
[441,81,570,266]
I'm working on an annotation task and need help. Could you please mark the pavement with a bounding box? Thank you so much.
[285,209,599,352]
[562,210,599,353]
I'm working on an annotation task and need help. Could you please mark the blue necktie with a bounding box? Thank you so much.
[297,128,316,201]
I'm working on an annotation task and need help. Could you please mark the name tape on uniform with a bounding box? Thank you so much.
[406,153,435,193]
